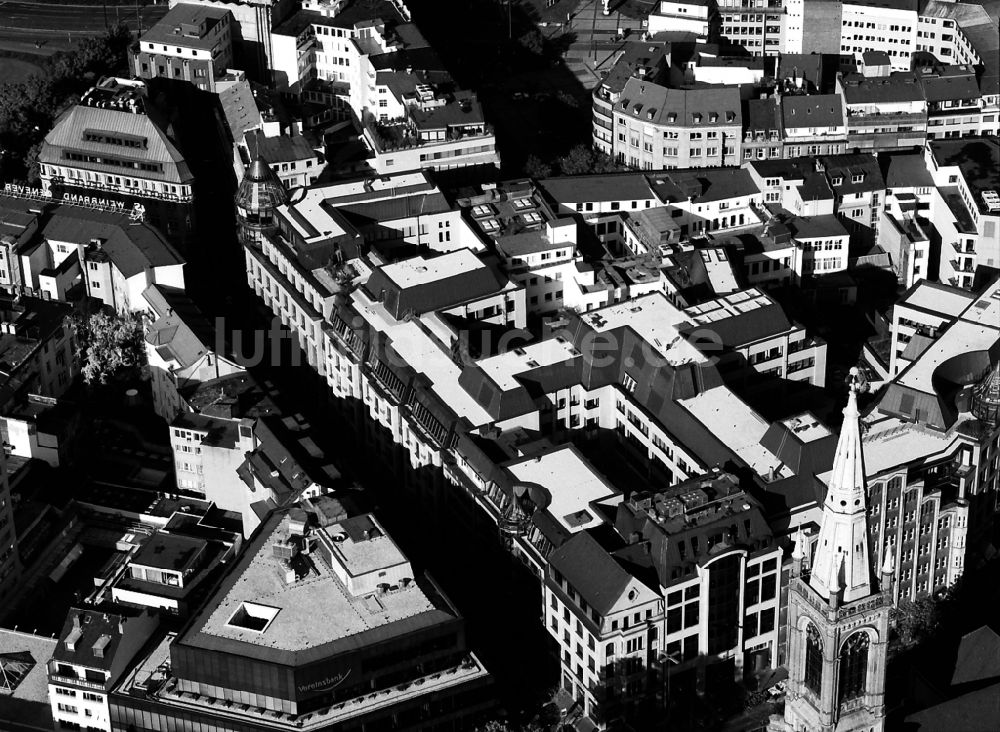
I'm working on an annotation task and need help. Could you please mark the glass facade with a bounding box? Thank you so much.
[706,554,741,655]
[110,675,494,732]
[173,627,461,715]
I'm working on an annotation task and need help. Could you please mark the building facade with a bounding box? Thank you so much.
[776,370,890,732]
[38,78,196,247]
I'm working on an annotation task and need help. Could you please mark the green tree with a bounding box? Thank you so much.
[72,311,145,386]
[517,29,545,56]
[890,596,944,653]
[523,155,552,179]
[0,23,133,181]
[555,144,595,175]
[554,145,622,176]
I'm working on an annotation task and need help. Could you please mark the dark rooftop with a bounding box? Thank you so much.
[131,532,208,572]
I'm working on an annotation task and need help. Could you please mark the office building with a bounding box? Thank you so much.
[108,506,494,731]
[38,78,196,247]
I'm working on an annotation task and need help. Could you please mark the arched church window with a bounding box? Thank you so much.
[838,631,870,703]
[805,623,823,695]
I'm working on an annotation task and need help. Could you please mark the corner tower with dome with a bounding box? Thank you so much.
[773,368,891,732]
[235,156,288,246]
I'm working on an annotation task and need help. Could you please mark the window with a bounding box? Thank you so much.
[805,623,823,695]
[838,632,870,703]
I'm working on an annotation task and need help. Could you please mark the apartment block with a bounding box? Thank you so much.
[271,0,498,176]
[0,295,78,407]
[925,138,1000,290]
[592,37,671,157]
[130,3,235,92]
[888,279,975,378]
[610,79,742,169]
[646,0,715,37]
[169,0,296,81]
[717,0,785,56]
[820,154,886,248]
[143,284,244,422]
[48,608,159,732]
[838,71,928,152]
[779,94,847,159]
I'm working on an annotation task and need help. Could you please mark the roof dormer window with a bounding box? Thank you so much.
[852,173,865,183]
[832,176,843,186]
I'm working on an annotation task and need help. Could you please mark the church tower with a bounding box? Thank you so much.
[776,368,890,732]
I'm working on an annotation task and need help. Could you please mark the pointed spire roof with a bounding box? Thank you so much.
[236,154,288,215]
[791,524,806,561]
[881,542,894,576]
[825,368,867,510]
[830,553,843,594]
[808,368,875,603]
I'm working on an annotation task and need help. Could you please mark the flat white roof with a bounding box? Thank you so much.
[506,445,617,533]
[897,280,1000,394]
[353,289,494,426]
[699,248,740,295]
[686,287,773,324]
[277,194,346,241]
[781,412,833,444]
[477,339,580,391]
[201,515,434,651]
[583,292,707,367]
[382,248,487,288]
[679,386,792,480]
[856,412,965,476]
[899,281,975,319]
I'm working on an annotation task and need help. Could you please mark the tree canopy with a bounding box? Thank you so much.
[72,310,146,386]
[1,24,133,182]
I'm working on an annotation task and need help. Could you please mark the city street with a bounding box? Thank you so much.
[0,0,166,53]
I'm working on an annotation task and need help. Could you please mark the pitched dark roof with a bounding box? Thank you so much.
[746,98,780,133]
[547,531,634,616]
[952,626,1000,686]
[840,72,924,105]
[903,683,1000,731]
[41,207,183,277]
[538,173,655,204]
[132,532,207,571]
[681,301,792,348]
[53,610,129,671]
[781,94,844,129]
[362,251,508,320]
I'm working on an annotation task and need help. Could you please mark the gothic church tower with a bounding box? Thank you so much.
[775,369,890,732]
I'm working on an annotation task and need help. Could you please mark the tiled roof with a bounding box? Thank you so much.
[781,94,844,128]
[538,173,656,204]
[140,4,231,50]
[547,531,634,616]
[41,207,183,278]
[219,79,264,140]
[41,98,191,185]
[617,77,741,127]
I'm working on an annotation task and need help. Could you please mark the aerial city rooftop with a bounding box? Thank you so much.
[0,0,997,730]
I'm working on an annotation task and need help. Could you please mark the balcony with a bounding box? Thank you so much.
[362,113,493,154]
[49,673,107,691]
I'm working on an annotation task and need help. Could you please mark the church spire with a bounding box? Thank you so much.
[809,368,874,603]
